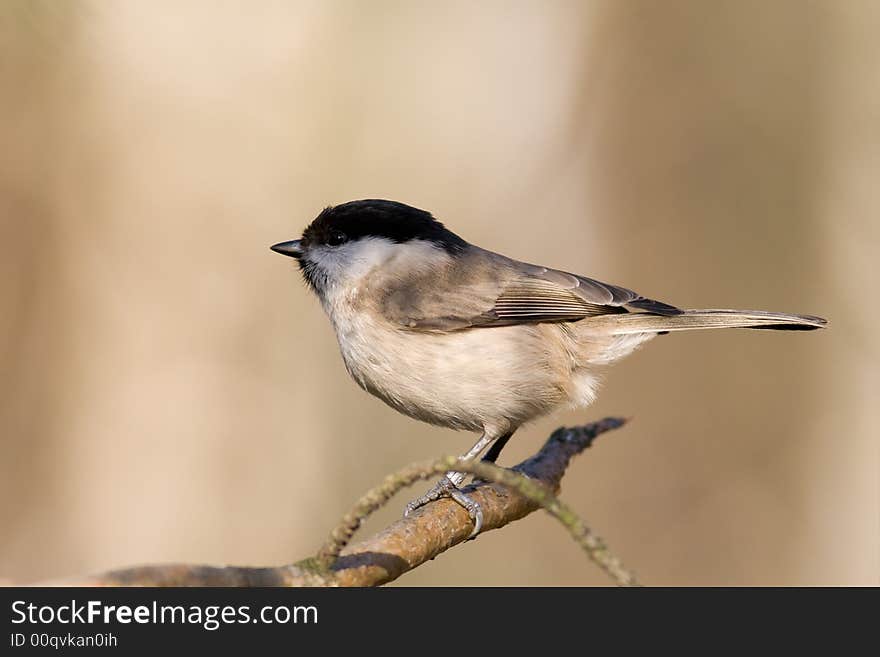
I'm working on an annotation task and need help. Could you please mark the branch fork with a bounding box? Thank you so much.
[34,418,637,587]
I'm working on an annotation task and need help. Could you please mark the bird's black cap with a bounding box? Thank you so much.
[300,199,467,255]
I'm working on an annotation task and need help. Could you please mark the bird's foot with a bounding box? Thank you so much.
[404,474,462,515]
[404,473,483,538]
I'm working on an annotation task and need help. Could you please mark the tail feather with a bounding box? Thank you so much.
[592,309,827,335]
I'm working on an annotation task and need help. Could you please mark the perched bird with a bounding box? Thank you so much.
[271,199,825,535]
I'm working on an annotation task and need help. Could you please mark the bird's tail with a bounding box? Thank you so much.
[594,309,827,335]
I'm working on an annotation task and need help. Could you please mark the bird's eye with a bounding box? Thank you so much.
[327,230,348,246]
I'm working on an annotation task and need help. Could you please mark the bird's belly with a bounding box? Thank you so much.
[334,319,572,432]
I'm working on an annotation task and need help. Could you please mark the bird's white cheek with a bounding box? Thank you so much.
[309,238,452,318]
[307,239,396,290]
[304,247,347,286]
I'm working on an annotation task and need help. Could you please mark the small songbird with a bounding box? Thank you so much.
[271,199,826,535]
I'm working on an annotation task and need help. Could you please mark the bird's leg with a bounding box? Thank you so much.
[404,431,497,536]
[481,430,514,464]
[465,430,517,489]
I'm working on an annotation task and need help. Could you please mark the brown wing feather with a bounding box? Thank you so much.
[492,277,626,321]
[381,247,680,331]
[489,258,681,322]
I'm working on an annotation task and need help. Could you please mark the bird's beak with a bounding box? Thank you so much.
[270,240,303,259]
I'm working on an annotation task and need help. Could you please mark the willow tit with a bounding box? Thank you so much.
[272,199,826,535]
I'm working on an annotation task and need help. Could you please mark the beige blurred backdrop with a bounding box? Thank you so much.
[1,0,877,586]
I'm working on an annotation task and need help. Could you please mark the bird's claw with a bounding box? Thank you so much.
[404,474,483,538]
[448,487,483,538]
[404,476,457,517]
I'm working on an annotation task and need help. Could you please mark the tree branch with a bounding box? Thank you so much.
[37,417,635,587]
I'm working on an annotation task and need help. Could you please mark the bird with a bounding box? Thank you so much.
[271,199,826,535]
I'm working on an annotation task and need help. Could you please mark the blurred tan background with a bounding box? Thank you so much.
[1,0,877,586]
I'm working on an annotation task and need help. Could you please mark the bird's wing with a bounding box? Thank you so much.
[380,248,681,331]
